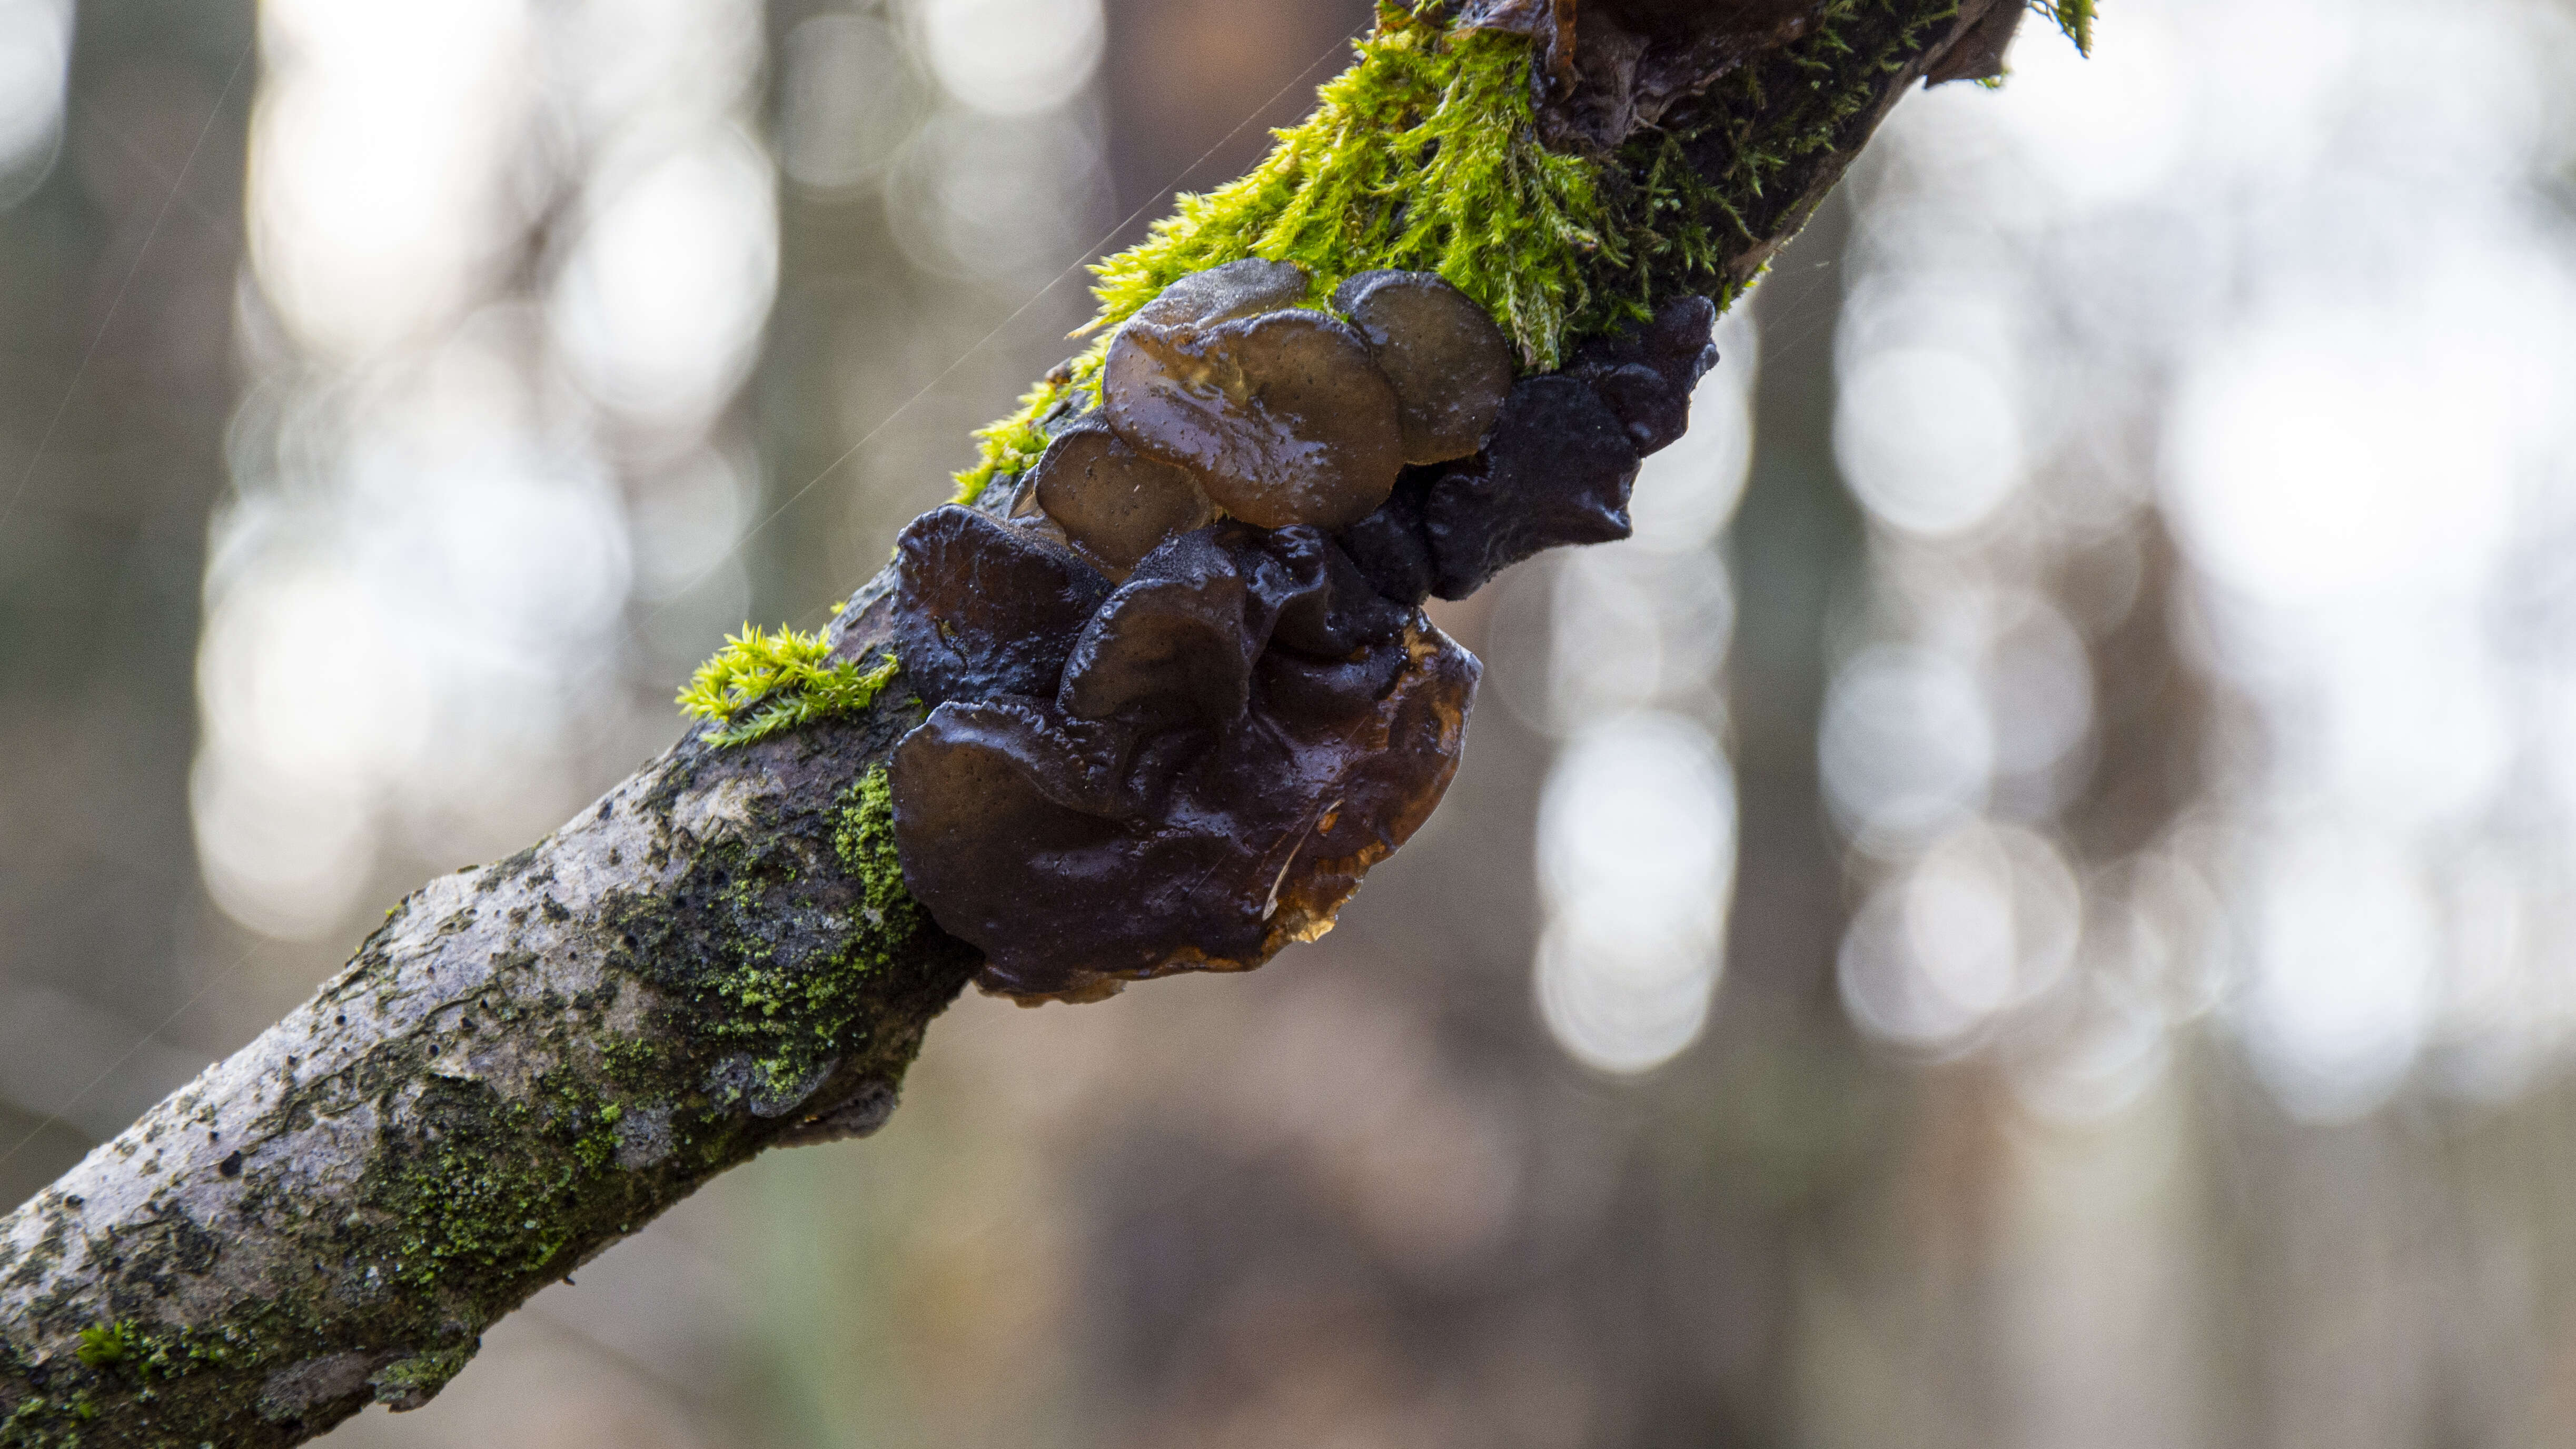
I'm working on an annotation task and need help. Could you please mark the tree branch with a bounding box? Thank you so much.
[1,2,2013,1442]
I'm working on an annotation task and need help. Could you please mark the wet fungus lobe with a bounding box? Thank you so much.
[1332,269,1516,465]
[891,505,1111,707]
[1422,374,1642,600]
[1335,293,1720,602]
[885,264,1716,1004]
[1057,522,1323,729]
[1027,414,1214,571]
[1104,260,1405,531]
[1566,291,1720,455]
[1128,254,1310,330]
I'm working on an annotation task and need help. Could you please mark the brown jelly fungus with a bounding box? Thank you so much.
[889,522,1477,1002]
[1028,413,1215,570]
[890,504,1112,708]
[1105,297,1405,531]
[1057,523,1315,729]
[1052,522,1403,733]
[1330,468,1440,608]
[1331,269,1515,464]
[1421,374,1641,600]
[1566,293,1719,455]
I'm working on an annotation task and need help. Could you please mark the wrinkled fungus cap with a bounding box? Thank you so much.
[1056,523,1335,729]
[1331,269,1515,464]
[889,505,1113,708]
[1029,413,1215,570]
[1105,305,1406,531]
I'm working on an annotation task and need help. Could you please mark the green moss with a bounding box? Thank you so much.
[368,1345,473,1408]
[831,765,911,915]
[677,628,900,748]
[1085,23,1608,365]
[697,768,936,1099]
[944,0,1980,512]
[600,1038,672,1093]
[69,1325,131,1372]
[1593,129,1741,322]
[124,1325,237,1382]
[382,1080,599,1289]
[950,370,1084,511]
[2041,0,2096,54]
[0,1395,84,1447]
[1621,0,1961,308]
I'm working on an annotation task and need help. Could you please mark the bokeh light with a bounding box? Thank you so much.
[0,0,71,199]
[1529,310,1755,1073]
[914,0,1104,116]
[1535,710,1736,1074]
[201,0,772,941]
[1826,0,2576,1139]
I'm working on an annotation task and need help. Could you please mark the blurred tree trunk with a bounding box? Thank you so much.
[0,2,251,1205]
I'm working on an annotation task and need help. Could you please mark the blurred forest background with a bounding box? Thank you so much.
[9,0,2576,1444]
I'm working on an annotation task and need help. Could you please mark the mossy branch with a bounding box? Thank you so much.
[955,20,1616,507]
[3,4,2031,1443]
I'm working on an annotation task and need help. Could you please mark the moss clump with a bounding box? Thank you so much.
[1085,23,1607,364]
[832,765,913,915]
[1,1394,94,1446]
[368,1344,473,1410]
[2040,0,2096,54]
[70,1324,132,1372]
[600,1038,671,1093]
[677,628,900,747]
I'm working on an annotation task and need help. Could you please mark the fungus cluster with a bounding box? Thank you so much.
[886,259,1715,1001]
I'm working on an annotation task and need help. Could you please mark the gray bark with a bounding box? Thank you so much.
[0,2,2014,1442]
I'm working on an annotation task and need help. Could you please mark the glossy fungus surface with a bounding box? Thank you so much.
[1028,414,1215,570]
[1332,269,1515,464]
[889,505,1112,708]
[1105,306,1406,530]
[1129,255,1312,330]
[1566,293,1719,454]
[889,521,1474,1001]
[1329,467,1439,608]
[1059,524,1315,729]
[1420,374,1641,599]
